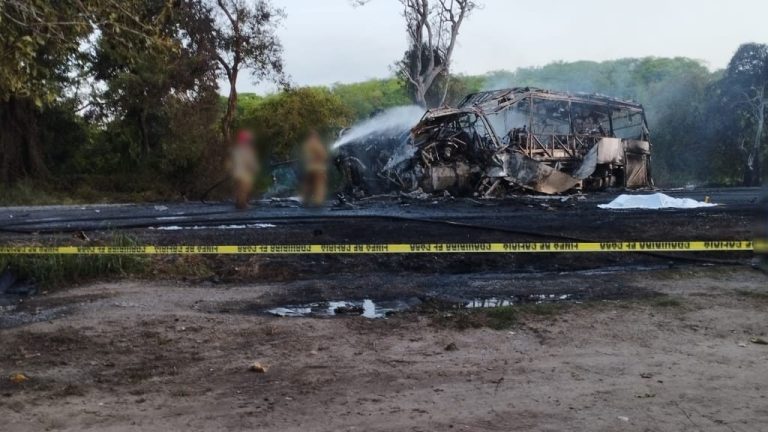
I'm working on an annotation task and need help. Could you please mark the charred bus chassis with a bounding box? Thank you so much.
[336,88,654,197]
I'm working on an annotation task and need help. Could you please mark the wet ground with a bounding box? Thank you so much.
[1,266,767,431]
[0,188,760,281]
[0,188,760,241]
[1,188,766,430]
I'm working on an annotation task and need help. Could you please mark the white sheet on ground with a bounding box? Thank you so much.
[598,193,717,210]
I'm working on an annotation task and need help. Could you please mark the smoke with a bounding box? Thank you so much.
[332,105,425,149]
[479,62,637,99]
[477,60,726,186]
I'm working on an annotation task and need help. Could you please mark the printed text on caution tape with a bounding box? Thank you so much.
[0,241,757,255]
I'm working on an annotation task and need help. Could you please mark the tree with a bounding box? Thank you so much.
[0,0,90,183]
[398,43,450,107]
[0,0,178,184]
[90,0,219,160]
[356,0,476,107]
[211,0,286,143]
[718,43,768,186]
[240,87,353,159]
[331,78,411,119]
[395,0,477,107]
[644,72,712,185]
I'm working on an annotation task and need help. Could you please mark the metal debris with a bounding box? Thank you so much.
[336,88,654,198]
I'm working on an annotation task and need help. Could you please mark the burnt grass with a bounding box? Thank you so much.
[0,191,756,298]
[424,291,692,331]
[0,320,208,399]
[428,303,572,331]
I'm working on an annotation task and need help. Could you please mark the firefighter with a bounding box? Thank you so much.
[334,153,367,198]
[301,130,328,206]
[229,129,258,210]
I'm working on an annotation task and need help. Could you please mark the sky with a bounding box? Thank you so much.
[235,0,768,94]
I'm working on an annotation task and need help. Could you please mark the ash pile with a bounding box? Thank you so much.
[334,88,654,199]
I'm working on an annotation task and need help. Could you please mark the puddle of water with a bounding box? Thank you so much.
[265,293,578,319]
[465,298,514,308]
[0,305,71,329]
[463,294,573,308]
[575,265,667,276]
[268,307,312,317]
[267,298,413,319]
[149,223,275,231]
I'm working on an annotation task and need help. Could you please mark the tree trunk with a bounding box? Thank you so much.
[413,83,427,108]
[221,72,238,144]
[744,97,765,186]
[438,75,451,107]
[751,99,765,186]
[0,97,49,185]
[139,109,150,157]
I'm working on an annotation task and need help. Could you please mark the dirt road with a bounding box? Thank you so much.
[2,266,767,431]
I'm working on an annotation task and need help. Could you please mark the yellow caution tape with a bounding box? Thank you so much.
[0,241,757,255]
[755,239,768,254]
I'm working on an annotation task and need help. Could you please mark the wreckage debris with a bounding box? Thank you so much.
[249,362,269,373]
[0,266,39,304]
[335,87,654,198]
[9,372,29,384]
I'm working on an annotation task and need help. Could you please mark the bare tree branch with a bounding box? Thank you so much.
[378,0,477,106]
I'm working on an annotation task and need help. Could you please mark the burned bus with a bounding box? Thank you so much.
[336,87,654,197]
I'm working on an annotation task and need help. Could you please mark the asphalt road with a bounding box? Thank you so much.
[1,188,764,318]
[0,187,761,250]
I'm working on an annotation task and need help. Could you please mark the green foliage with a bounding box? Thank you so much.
[708,43,768,186]
[445,74,486,105]
[1,9,765,202]
[331,79,411,119]
[38,99,95,176]
[484,306,519,330]
[236,93,265,118]
[90,0,220,168]
[0,180,77,206]
[431,302,571,331]
[240,87,353,158]
[481,58,731,185]
[639,65,715,184]
[0,0,221,187]
[483,57,710,100]
[0,0,763,193]
[0,235,146,288]
[0,0,90,104]
[650,296,684,308]
[212,0,286,142]
[0,0,93,183]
